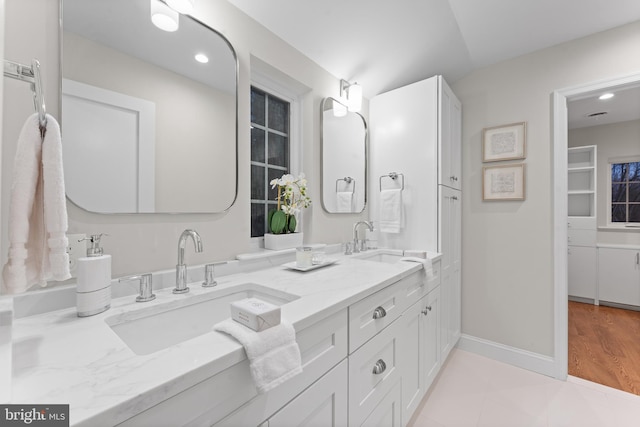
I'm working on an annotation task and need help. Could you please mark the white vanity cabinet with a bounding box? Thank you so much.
[267,360,348,427]
[399,286,441,424]
[122,310,348,427]
[598,246,640,307]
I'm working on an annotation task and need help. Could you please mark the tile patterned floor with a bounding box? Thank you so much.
[410,349,640,427]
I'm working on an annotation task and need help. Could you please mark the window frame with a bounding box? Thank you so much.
[249,73,303,247]
[607,155,640,226]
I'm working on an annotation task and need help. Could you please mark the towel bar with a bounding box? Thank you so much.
[379,172,405,191]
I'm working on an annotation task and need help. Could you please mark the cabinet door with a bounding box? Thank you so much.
[438,77,462,190]
[438,187,452,358]
[568,246,596,299]
[399,299,424,423]
[450,191,461,345]
[423,287,441,391]
[359,380,402,427]
[598,247,640,306]
[268,360,348,427]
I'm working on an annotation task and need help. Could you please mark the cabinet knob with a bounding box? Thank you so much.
[422,306,432,315]
[452,196,458,201]
[372,306,387,320]
[372,359,387,375]
[450,176,458,182]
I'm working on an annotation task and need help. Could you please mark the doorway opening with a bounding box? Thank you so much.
[553,72,640,393]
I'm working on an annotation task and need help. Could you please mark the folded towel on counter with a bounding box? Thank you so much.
[214,318,302,394]
[400,256,434,279]
[379,189,404,233]
[336,191,353,213]
[3,114,70,294]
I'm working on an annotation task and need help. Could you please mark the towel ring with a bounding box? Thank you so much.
[336,177,355,193]
[379,172,404,191]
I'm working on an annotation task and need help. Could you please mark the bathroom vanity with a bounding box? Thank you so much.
[10,249,452,427]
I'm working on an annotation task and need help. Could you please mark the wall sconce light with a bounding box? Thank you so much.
[151,0,179,32]
[340,79,363,112]
[166,0,195,14]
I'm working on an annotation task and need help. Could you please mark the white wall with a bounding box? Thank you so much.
[569,119,640,246]
[452,21,640,357]
[1,0,368,289]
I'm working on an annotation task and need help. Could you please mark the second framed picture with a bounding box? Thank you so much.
[482,122,526,162]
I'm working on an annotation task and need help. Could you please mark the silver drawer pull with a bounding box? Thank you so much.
[372,306,387,319]
[421,306,432,315]
[372,359,387,375]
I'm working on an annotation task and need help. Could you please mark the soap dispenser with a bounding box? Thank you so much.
[76,234,112,317]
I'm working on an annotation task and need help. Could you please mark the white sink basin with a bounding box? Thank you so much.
[354,252,404,264]
[105,283,299,355]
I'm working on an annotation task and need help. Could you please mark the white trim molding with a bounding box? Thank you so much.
[458,334,556,378]
[552,71,640,381]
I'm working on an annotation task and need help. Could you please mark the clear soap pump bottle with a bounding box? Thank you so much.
[76,234,112,317]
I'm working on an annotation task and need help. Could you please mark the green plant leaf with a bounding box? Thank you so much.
[287,215,297,233]
[270,210,287,234]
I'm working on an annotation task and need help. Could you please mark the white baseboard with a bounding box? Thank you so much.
[457,334,558,378]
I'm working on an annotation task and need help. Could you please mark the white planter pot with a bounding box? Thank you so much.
[264,232,304,250]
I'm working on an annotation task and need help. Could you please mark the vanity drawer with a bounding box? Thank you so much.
[348,317,402,427]
[568,229,596,247]
[120,310,348,427]
[349,274,414,353]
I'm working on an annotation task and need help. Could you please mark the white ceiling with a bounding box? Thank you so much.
[226,0,640,127]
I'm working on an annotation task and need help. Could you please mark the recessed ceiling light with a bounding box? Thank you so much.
[195,53,209,63]
[599,93,614,100]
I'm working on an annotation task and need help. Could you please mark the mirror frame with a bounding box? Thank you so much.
[59,1,239,214]
[320,97,368,214]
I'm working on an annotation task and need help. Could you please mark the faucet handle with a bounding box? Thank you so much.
[202,262,227,288]
[119,273,155,303]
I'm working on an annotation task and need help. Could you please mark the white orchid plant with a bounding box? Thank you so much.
[268,173,312,234]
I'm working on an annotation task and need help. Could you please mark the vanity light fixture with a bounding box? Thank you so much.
[340,79,363,112]
[194,53,209,64]
[150,0,179,32]
[598,93,614,100]
[166,0,195,14]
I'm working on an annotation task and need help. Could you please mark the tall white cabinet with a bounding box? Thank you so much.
[567,146,597,301]
[370,75,462,417]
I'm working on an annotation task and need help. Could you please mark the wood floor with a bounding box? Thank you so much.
[568,300,640,395]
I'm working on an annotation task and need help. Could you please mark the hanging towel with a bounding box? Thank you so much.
[400,256,434,279]
[379,189,403,233]
[336,191,353,213]
[3,114,71,294]
[214,318,302,394]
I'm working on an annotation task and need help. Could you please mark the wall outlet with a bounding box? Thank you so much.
[67,234,86,278]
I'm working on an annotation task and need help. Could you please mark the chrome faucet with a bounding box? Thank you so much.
[352,221,374,253]
[174,229,203,294]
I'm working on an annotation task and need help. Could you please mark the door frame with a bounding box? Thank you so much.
[552,72,640,380]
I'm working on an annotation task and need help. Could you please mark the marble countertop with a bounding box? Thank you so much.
[10,250,437,426]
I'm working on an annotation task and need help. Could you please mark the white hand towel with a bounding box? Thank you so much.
[336,191,353,213]
[3,114,71,294]
[400,256,434,279]
[379,189,403,233]
[214,318,302,394]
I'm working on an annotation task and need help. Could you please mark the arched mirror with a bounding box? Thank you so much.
[61,0,238,213]
[320,97,367,213]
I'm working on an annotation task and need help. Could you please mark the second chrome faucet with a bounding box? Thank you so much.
[174,229,203,294]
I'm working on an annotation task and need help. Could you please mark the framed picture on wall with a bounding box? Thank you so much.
[482,122,527,162]
[483,164,526,201]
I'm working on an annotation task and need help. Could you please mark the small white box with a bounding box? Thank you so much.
[231,298,281,332]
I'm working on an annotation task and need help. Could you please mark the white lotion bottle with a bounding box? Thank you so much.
[76,234,111,317]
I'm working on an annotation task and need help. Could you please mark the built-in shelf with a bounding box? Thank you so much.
[568,145,597,301]
[568,145,596,218]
